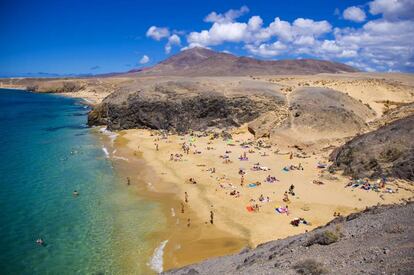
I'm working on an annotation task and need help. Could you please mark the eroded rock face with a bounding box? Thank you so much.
[88,82,285,133]
[330,115,414,180]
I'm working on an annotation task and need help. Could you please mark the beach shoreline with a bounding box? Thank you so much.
[104,128,248,272]
[108,125,413,272]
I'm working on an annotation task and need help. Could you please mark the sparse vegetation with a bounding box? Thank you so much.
[61,81,82,93]
[306,230,339,247]
[293,259,328,275]
[26,85,38,92]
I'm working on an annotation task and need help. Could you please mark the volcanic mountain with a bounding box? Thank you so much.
[136,47,357,76]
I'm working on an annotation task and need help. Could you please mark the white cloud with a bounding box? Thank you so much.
[187,16,331,48]
[165,34,181,53]
[248,16,263,31]
[187,22,248,47]
[292,18,332,37]
[245,41,287,57]
[204,6,249,23]
[147,2,414,72]
[369,0,414,20]
[139,55,150,64]
[293,36,315,46]
[331,19,414,71]
[168,34,181,45]
[343,6,366,22]
[146,26,170,41]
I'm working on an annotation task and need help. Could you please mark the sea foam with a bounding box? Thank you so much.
[113,155,129,162]
[99,127,118,144]
[102,147,109,158]
[149,240,168,273]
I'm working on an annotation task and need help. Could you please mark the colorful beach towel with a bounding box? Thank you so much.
[246,206,254,212]
[248,183,257,188]
[275,207,288,214]
[317,163,327,168]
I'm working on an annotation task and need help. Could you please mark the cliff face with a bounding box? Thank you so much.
[87,81,285,133]
[164,202,414,275]
[88,82,381,140]
[330,115,414,180]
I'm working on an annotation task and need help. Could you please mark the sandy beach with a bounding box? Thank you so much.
[109,124,414,271]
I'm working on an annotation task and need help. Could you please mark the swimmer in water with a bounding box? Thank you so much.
[36,238,44,246]
[73,190,79,196]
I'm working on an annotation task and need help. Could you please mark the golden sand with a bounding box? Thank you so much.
[111,125,413,270]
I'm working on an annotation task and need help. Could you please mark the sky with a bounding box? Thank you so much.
[0,0,413,77]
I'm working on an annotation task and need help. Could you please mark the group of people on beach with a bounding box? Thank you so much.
[154,131,320,234]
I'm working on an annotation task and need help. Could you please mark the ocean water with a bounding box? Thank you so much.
[0,89,165,274]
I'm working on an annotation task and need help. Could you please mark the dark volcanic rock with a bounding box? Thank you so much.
[88,81,285,133]
[330,115,414,180]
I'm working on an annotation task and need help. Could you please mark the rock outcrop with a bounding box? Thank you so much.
[164,202,414,274]
[247,87,376,141]
[88,81,286,133]
[330,115,414,180]
[288,88,375,133]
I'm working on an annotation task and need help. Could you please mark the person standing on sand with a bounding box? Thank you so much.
[290,152,293,159]
[283,191,289,203]
[181,202,185,213]
[187,218,191,227]
[210,211,214,224]
[241,175,244,186]
[127,177,130,185]
[185,192,188,203]
[155,143,159,151]
[289,184,295,195]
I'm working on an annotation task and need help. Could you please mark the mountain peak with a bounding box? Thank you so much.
[140,48,358,76]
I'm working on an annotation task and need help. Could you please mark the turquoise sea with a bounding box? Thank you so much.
[0,89,165,274]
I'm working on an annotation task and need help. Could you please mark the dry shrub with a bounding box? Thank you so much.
[293,259,328,275]
[306,230,339,247]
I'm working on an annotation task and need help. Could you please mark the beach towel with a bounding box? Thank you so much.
[317,163,327,168]
[246,206,254,212]
[248,183,257,188]
[275,207,288,214]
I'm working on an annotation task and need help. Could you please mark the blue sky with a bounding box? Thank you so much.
[1,0,413,76]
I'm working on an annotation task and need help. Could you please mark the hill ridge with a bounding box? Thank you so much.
[135,47,358,76]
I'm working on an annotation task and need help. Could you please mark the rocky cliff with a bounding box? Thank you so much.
[330,115,414,180]
[87,81,286,133]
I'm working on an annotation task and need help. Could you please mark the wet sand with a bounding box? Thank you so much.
[107,125,413,271]
[107,132,248,272]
